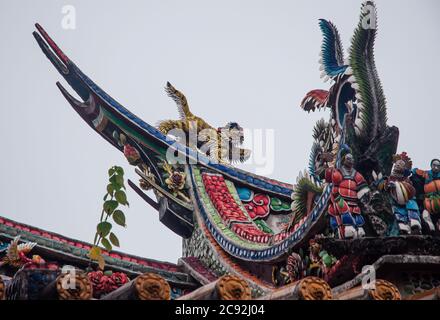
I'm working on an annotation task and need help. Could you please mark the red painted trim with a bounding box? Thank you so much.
[35,23,69,64]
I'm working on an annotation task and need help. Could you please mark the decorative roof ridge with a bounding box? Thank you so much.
[178,256,219,285]
[0,215,179,273]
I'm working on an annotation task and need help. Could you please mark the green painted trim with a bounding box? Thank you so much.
[103,109,167,158]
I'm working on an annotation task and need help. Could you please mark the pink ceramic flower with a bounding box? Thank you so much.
[111,272,129,287]
[123,144,141,165]
[244,193,270,219]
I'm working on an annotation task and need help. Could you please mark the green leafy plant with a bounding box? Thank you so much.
[89,166,129,269]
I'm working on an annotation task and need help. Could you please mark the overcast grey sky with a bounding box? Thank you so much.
[1,0,439,263]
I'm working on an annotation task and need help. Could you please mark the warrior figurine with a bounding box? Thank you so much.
[411,159,440,231]
[324,153,369,239]
[378,153,421,235]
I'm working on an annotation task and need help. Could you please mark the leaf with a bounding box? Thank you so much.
[89,246,102,260]
[108,167,116,177]
[281,202,291,210]
[338,198,345,209]
[113,210,126,227]
[97,222,112,237]
[103,193,108,201]
[101,237,112,251]
[104,270,113,276]
[254,219,274,234]
[103,200,118,214]
[109,175,122,190]
[115,190,127,205]
[109,232,120,247]
[116,175,125,189]
[107,184,114,196]
[115,166,124,176]
[98,255,105,270]
[270,198,282,207]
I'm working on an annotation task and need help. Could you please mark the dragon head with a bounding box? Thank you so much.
[218,122,245,146]
[217,122,251,163]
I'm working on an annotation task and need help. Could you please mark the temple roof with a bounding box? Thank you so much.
[0,215,197,288]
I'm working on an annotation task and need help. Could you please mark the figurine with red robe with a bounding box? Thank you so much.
[324,153,369,239]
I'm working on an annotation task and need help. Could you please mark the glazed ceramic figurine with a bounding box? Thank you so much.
[325,153,369,239]
[157,82,251,164]
[412,159,440,231]
[0,236,45,269]
[378,153,421,234]
[307,239,337,277]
